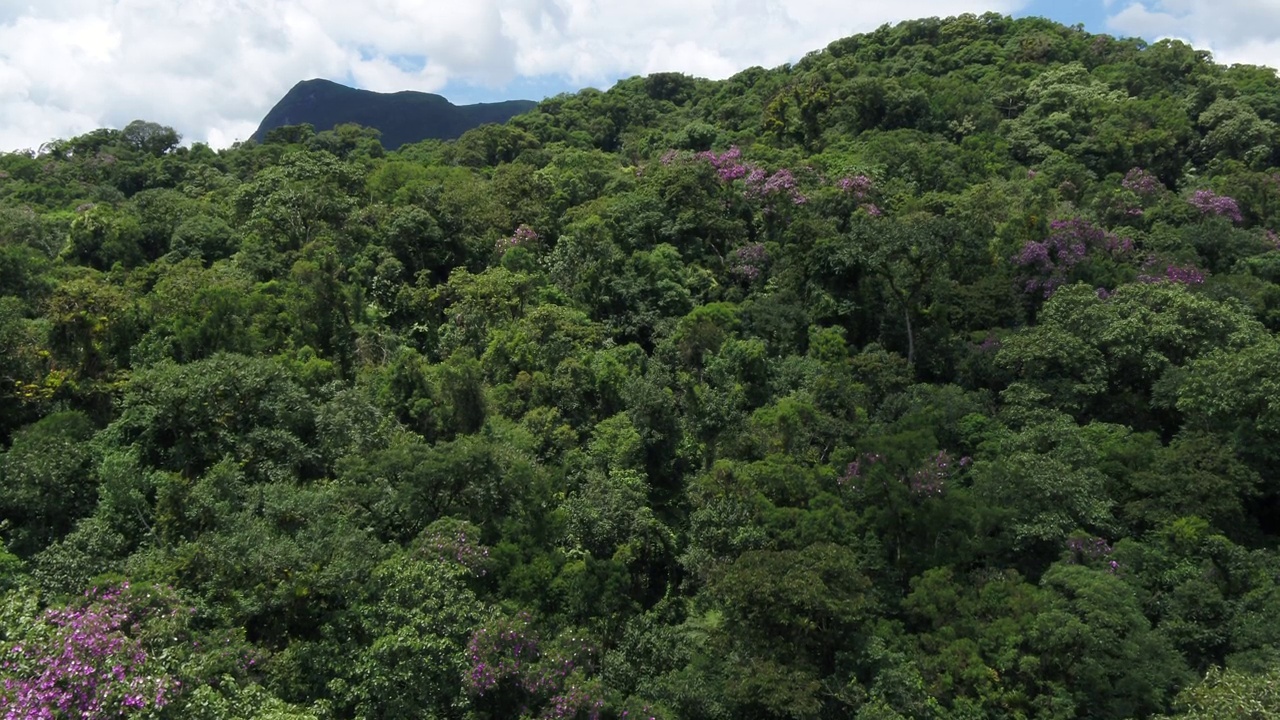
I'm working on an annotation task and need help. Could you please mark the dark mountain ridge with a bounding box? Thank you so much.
[251,78,537,149]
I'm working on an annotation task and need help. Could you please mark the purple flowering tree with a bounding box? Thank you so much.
[497,224,540,254]
[465,614,608,720]
[1106,167,1165,222]
[1065,535,1120,573]
[839,450,970,499]
[1122,167,1164,198]
[0,582,258,719]
[729,243,768,282]
[418,518,492,576]
[0,583,177,719]
[836,174,881,216]
[682,146,808,206]
[1188,189,1243,223]
[1137,262,1206,286]
[1013,217,1133,297]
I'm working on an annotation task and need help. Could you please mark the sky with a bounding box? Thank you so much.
[1,0,1279,152]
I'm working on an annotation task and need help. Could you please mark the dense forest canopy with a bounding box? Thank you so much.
[5,11,1280,719]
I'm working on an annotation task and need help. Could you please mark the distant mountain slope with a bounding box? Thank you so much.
[251,78,538,149]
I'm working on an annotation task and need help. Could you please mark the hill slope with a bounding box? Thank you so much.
[251,78,537,148]
[8,12,1280,720]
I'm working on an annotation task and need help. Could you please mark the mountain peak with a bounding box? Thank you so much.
[252,79,537,149]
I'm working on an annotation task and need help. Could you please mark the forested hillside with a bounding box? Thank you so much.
[5,12,1280,719]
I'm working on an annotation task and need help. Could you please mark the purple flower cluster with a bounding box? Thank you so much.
[730,243,768,281]
[1014,218,1132,297]
[466,615,602,719]
[1188,189,1243,223]
[423,524,491,576]
[836,174,881,215]
[907,450,970,498]
[496,224,540,253]
[466,613,540,695]
[1138,264,1206,285]
[692,146,808,205]
[838,450,970,498]
[1066,536,1120,573]
[695,146,748,181]
[837,174,873,199]
[0,584,178,719]
[1122,168,1163,198]
[838,452,884,488]
[542,684,604,720]
[1066,536,1112,558]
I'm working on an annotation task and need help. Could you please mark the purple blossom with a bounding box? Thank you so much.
[837,450,969,499]
[1139,263,1206,285]
[496,224,540,253]
[0,584,179,719]
[1067,536,1113,559]
[421,522,492,576]
[730,243,768,281]
[908,450,959,498]
[837,174,874,199]
[466,615,604,718]
[686,145,809,205]
[1014,217,1131,297]
[1122,167,1163,197]
[1188,189,1243,223]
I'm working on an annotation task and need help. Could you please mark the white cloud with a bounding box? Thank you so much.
[0,0,1027,152]
[1106,0,1280,70]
